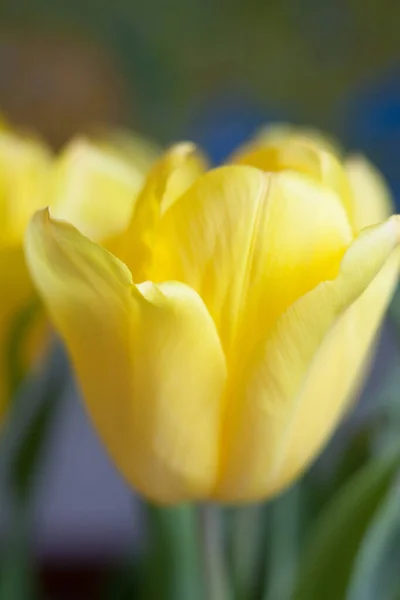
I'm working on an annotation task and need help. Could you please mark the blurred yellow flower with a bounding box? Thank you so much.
[0,130,51,418]
[25,130,400,504]
[0,124,157,418]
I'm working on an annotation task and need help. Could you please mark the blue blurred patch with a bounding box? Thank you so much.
[186,93,284,165]
[342,69,400,207]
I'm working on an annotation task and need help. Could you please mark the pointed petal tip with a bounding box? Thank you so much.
[28,206,72,238]
[170,141,198,155]
[163,141,206,170]
[26,207,50,240]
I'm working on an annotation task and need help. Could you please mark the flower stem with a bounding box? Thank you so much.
[198,504,232,600]
[143,503,203,600]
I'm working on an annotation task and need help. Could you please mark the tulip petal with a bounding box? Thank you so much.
[117,142,207,281]
[25,210,226,503]
[232,132,354,225]
[51,138,149,242]
[346,155,393,232]
[0,131,51,246]
[250,123,343,156]
[153,166,352,362]
[94,129,160,174]
[215,216,400,501]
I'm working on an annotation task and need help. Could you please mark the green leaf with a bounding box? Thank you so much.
[0,345,68,600]
[102,556,140,600]
[387,586,400,600]
[2,345,68,502]
[292,449,400,600]
[5,299,41,399]
[0,503,37,599]
[346,478,400,600]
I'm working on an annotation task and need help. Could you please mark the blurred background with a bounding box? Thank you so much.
[0,1,399,598]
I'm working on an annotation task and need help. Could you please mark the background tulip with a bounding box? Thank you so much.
[25,132,400,504]
[0,130,51,417]
[0,124,157,419]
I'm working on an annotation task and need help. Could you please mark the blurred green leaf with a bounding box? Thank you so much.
[5,299,41,399]
[4,345,67,502]
[387,587,400,600]
[0,344,68,600]
[347,477,400,600]
[0,503,37,599]
[11,374,60,501]
[103,556,139,600]
[389,290,400,338]
[311,426,373,516]
[292,449,400,600]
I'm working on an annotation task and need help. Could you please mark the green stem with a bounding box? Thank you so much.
[143,503,203,600]
[230,505,266,600]
[262,485,301,600]
[198,505,232,600]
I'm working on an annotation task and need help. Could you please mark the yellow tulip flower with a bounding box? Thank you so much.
[0,126,156,419]
[25,133,399,504]
[0,130,52,417]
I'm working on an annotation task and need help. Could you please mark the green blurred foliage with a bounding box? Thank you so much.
[293,450,400,600]
[0,0,399,140]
